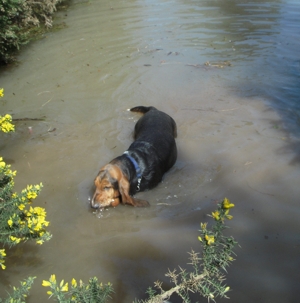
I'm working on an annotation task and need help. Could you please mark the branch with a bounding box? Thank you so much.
[143,273,207,303]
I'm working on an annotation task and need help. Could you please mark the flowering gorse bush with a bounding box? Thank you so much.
[0,156,52,270]
[0,88,51,270]
[0,113,15,132]
[41,275,114,303]
[0,277,36,303]
[0,89,15,132]
[1,275,113,303]
[135,198,238,303]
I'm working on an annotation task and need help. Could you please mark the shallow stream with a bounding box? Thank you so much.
[0,0,300,302]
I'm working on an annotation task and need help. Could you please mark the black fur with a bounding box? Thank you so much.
[110,106,177,196]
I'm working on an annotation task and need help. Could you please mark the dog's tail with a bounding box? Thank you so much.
[130,106,156,114]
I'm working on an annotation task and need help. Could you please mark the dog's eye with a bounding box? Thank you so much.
[103,186,111,190]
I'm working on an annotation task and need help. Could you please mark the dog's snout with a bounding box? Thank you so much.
[90,196,100,209]
[90,202,99,209]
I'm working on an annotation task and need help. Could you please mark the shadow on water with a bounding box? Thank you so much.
[0,0,300,302]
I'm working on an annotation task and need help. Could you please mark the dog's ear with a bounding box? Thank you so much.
[118,175,149,207]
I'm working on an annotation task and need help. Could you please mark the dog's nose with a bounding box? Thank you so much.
[90,199,100,209]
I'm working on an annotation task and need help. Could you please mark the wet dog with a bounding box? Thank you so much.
[91,106,177,208]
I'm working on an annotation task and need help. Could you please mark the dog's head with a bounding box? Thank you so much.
[91,164,122,208]
[91,163,150,208]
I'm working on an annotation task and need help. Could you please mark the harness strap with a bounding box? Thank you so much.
[123,151,142,191]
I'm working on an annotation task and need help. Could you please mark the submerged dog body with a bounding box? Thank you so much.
[91,106,177,208]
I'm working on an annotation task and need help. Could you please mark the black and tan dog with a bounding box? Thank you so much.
[91,106,177,208]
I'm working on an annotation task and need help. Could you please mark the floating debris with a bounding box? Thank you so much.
[13,116,46,121]
[186,61,232,69]
[47,127,56,133]
[204,61,232,68]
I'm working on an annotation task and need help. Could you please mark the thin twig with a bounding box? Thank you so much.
[42,97,53,107]
[37,91,50,96]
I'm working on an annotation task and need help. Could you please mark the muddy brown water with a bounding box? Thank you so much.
[1,0,300,302]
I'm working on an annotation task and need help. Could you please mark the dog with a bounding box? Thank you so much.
[91,106,177,208]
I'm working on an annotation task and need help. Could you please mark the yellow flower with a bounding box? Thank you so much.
[42,280,51,287]
[71,278,77,288]
[18,204,25,210]
[7,219,13,227]
[0,114,14,133]
[10,236,21,243]
[61,282,68,292]
[223,198,235,209]
[27,191,38,200]
[34,183,43,190]
[200,222,207,230]
[33,207,46,217]
[205,234,215,245]
[224,210,233,219]
[34,225,42,232]
[49,274,56,284]
[27,218,32,228]
[1,263,6,270]
[6,168,15,176]
[47,291,53,295]
[212,210,220,220]
[0,88,3,97]
[36,239,44,245]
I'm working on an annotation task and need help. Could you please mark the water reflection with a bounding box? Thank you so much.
[173,0,300,135]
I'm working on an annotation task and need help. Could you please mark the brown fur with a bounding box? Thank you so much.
[92,164,148,208]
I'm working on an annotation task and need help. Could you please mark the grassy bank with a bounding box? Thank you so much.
[0,0,68,64]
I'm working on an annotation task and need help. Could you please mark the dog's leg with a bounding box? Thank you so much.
[118,176,149,207]
[130,198,150,207]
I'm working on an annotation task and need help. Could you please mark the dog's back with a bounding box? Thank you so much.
[129,106,177,174]
[130,106,177,139]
